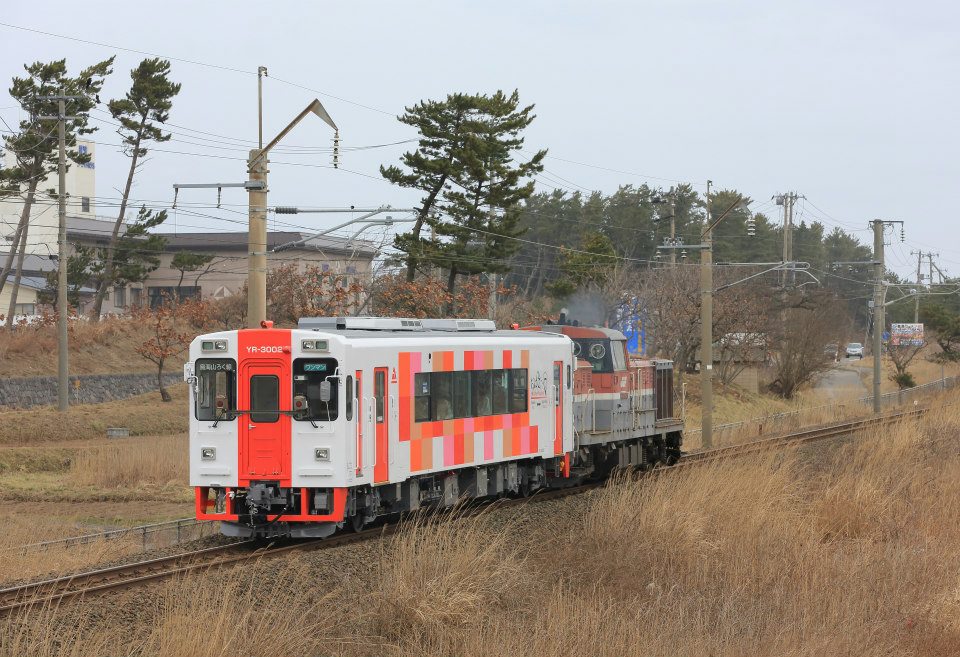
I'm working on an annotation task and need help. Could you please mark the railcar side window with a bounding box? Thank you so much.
[432,373,454,421]
[413,368,528,422]
[249,375,279,423]
[509,369,528,413]
[414,373,431,422]
[293,358,339,422]
[452,371,471,419]
[195,359,236,421]
[345,375,354,421]
[492,370,509,415]
[471,370,493,416]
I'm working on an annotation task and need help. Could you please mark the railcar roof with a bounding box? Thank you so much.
[296,328,567,341]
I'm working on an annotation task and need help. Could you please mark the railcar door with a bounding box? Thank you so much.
[239,360,290,484]
[553,360,563,456]
[374,367,389,484]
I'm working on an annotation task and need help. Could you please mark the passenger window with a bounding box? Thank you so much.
[509,369,528,413]
[452,371,471,419]
[249,375,279,423]
[492,370,509,414]
[471,370,493,417]
[414,373,431,422]
[432,372,454,421]
[345,375,354,421]
[292,358,338,421]
[566,364,571,389]
[195,358,236,421]
[375,370,385,423]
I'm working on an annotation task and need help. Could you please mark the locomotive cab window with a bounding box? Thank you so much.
[293,358,339,422]
[574,339,614,373]
[195,359,236,421]
[611,340,628,372]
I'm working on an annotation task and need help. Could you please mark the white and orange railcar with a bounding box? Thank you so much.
[185,317,682,537]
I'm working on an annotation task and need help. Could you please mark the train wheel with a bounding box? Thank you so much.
[350,513,367,533]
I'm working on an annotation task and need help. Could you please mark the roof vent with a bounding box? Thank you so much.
[297,316,425,331]
[420,319,497,332]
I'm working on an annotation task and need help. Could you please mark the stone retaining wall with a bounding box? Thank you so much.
[0,372,182,408]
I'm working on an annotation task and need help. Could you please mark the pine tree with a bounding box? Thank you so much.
[89,58,180,319]
[0,57,113,325]
[382,91,545,293]
[88,206,168,304]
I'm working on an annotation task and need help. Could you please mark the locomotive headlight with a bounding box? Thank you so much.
[314,447,330,462]
[201,447,216,460]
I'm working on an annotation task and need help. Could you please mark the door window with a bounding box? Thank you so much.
[374,370,386,423]
[249,375,280,423]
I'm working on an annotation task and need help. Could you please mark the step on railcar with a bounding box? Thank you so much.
[185,317,683,538]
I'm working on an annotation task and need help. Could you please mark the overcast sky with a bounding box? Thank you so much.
[1,1,957,279]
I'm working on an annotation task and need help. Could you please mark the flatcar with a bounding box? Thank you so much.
[185,316,682,537]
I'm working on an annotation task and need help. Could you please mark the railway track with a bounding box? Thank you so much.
[0,408,925,617]
[681,407,925,466]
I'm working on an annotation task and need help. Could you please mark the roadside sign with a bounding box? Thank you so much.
[891,323,924,347]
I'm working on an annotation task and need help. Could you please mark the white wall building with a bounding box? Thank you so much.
[0,139,98,257]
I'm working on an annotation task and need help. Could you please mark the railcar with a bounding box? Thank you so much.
[185,316,682,538]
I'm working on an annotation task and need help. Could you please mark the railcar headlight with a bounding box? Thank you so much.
[301,339,329,352]
[314,447,330,462]
[201,447,216,460]
[201,340,228,352]
[214,340,227,351]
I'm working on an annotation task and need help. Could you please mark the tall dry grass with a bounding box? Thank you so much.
[0,516,141,585]
[4,400,960,655]
[69,435,187,488]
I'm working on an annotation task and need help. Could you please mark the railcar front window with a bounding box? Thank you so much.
[195,358,236,421]
[293,358,339,422]
[249,375,280,423]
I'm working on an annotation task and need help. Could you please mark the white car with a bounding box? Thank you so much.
[845,343,864,359]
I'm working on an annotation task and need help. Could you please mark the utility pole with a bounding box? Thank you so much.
[669,189,677,268]
[870,219,904,413]
[701,180,713,449]
[774,192,803,287]
[55,98,69,412]
[39,94,81,413]
[871,220,885,414]
[913,250,923,323]
[257,66,267,149]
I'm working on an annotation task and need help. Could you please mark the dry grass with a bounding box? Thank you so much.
[0,317,162,377]
[0,516,142,585]
[0,384,188,444]
[69,435,187,488]
[5,399,960,655]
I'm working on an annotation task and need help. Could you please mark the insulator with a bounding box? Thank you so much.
[654,252,661,260]
[680,249,688,260]
[274,206,298,215]
[746,217,756,236]
[900,227,905,242]
[332,130,340,169]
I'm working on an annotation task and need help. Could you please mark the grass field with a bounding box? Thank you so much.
[3,393,959,655]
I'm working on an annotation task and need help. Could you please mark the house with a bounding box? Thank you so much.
[1,139,379,317]
[63,217,378,314]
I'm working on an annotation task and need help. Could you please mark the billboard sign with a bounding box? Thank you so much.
[890,323,924,347]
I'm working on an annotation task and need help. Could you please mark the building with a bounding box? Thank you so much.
[0,139,98,256]
[61,217,378,315]
[1,140,379,317]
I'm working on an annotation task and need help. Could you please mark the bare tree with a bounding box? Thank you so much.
[887,342,926,389]
[766,290,842,398]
